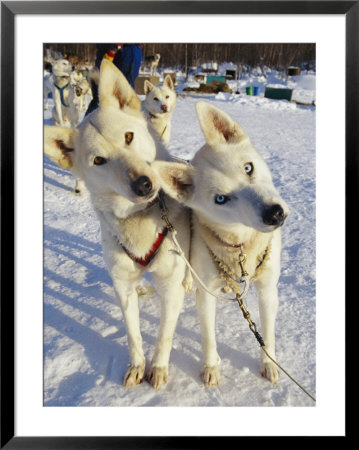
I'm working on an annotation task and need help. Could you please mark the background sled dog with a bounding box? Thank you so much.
[69,70,92,116]
[154,102,289,387]
[44,59,73,126]
[143,74,177,146]
[144,53,160,75]
[44,60,190,390]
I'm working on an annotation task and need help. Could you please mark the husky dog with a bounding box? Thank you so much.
[44,60,191,390]
[153,102,289,386]
[145,53,161,75]
[69,70,92,115]
[143,75,177,146]
[45,59,73,126]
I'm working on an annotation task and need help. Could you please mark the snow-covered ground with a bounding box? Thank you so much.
[44,69,316,407]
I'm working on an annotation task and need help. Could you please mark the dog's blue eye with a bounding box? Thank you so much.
[244,163,253,175]
[215,194,230,205]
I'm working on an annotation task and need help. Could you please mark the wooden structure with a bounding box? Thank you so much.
[135,75,160,95]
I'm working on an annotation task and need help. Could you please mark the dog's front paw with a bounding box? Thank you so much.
[146,366,168,390]
[124,364,145,388]
[136,285,156,297]
[201,364,220,386]
[260,361,280,384]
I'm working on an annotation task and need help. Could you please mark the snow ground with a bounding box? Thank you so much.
[44,70,316,407]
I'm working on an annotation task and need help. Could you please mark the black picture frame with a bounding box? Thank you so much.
[1,1,355,447]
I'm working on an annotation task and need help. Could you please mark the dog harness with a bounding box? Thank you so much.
[119,227,168,267]
[147,112,168,138]
[54,83,69,107]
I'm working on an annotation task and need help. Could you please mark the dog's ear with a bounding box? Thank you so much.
[144,80,154,95]
[99,59,141,111]
[196,102,247,147]
[164,75,174,91]
[44,125,77,169]
[152,161,194,202]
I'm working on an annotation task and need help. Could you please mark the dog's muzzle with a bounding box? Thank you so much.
[131,176,153,197]
[262,204,286,227]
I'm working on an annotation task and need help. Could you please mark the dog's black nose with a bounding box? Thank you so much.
[262,204,286,227]
[131,176,153,197]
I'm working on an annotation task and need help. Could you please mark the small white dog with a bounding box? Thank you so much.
[44,60,191,390]
[153,102,289,387]
[143,75,177,146]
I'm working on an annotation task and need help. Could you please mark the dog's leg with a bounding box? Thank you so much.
[146,273,185,390]
[112,280,146,387]
[53,90,64,126]
[69,104,77,128]
[196,289,220,386]
[253,231,282,384]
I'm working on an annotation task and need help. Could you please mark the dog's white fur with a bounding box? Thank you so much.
[153,102,289,386]
[143,75,177,147]
[44,60,191,390]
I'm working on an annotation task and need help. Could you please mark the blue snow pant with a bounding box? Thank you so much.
[85,44,142,117]
[113,44,142,89]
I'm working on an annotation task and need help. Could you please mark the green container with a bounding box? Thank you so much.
[265,87,293,101]
[246,86,253,95]
[207,75,226,84]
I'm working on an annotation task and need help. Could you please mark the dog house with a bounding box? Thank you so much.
[135,75,160,95]
[200,62,218,73]
[287,66,301,76]
[225,69,237,80]
[265,87,293,101]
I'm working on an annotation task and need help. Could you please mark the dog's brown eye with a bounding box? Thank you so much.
[154,97,159,101]
[125,132,134,145]
[93,156,107,166]
[166,95,169,99]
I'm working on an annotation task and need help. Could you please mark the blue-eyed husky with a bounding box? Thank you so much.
[153,102,289,386]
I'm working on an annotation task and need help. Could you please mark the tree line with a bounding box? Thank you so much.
[44,43,315,71]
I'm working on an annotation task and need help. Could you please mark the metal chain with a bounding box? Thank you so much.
[158,192,316,403]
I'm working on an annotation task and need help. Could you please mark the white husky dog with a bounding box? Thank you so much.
[143,75,177,146]
[153,102,289,386]
[44,60,191,390]
[69,70,92,115]
[45,59,73,126]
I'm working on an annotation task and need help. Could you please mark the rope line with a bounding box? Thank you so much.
[159,195,316,403]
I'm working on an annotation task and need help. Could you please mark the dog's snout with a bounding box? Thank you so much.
[161,104,168,112]
[262,204,286,227]
[131,176,153,197]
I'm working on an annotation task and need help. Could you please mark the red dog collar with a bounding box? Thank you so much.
[120,227,168,267]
